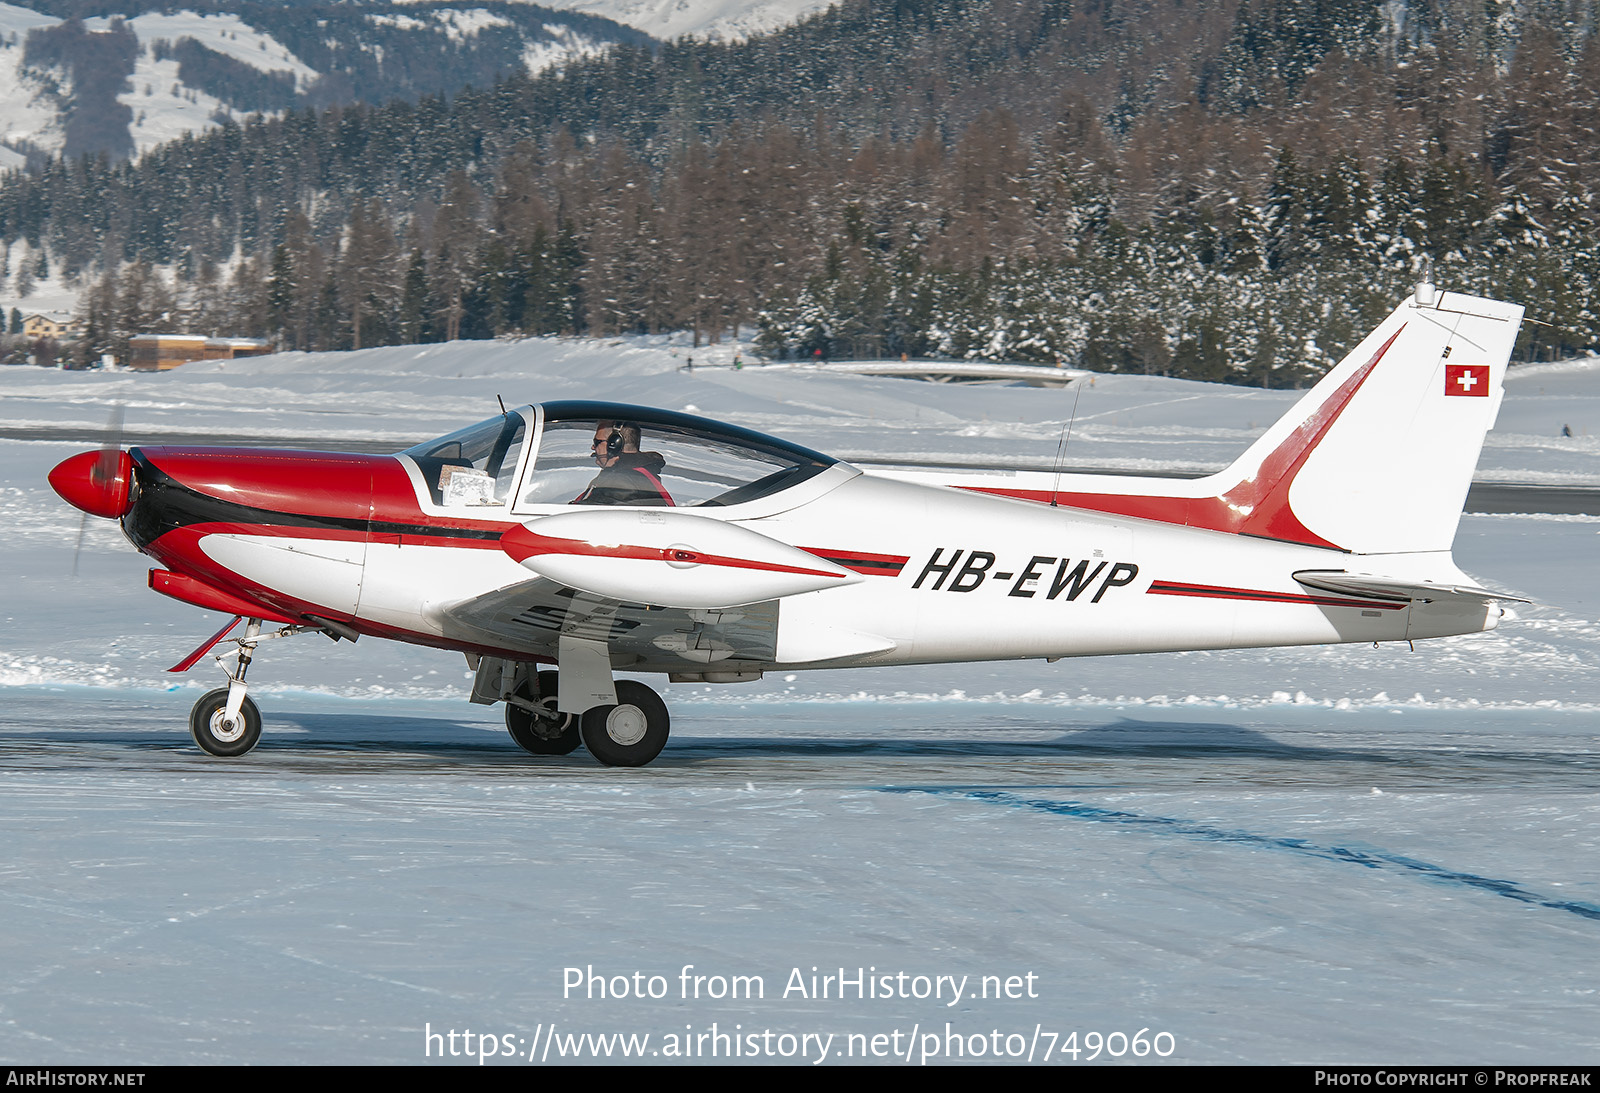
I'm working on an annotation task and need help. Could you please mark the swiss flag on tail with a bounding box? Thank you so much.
[1444,363,1490,396]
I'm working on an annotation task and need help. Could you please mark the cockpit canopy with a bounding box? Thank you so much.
[402,401,838,511]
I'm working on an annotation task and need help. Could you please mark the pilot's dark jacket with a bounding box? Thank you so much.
[573,452,674,506]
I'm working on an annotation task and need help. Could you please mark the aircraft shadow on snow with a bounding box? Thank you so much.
[0,710,1449,769]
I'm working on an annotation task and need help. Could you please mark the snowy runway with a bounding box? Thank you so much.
[3,692,1598,1063]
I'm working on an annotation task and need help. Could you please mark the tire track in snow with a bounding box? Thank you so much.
[885,786,1600,922]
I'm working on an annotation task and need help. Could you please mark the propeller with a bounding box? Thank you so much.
[69,403,125,576]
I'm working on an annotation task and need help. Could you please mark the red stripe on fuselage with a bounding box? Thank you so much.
[150,568,298,624]
[798,547,909,576]
[146,523,560,662]
[137,523,359,626]
[1147,579,1406,611]
[501,527,847,580]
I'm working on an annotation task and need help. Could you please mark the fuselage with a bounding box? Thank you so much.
[112,412,1494,679]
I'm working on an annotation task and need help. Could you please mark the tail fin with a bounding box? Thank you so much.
[938,284,1523,555]
[1199,285,1523,554]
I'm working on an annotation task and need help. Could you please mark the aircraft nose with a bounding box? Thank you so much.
[49,449,136,519]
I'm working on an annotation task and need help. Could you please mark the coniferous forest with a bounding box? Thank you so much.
[3,0,1599,384]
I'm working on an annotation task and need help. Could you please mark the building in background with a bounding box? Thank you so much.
[128,335,270,371]
[22,313,83,339]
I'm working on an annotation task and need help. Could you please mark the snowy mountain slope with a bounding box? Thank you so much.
[537,0,833,42]
[0,2,647,163]
[105,11,317,80]
[0,2,62,160]
[80,11,317,157]
[0,0,836,167]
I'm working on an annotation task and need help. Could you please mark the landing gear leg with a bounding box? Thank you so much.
[180,617,338,757]
[191,617,263,756]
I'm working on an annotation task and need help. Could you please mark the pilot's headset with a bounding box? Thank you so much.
[605,422,635,456]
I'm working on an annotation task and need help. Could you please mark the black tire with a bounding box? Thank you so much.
[189,688,262,757]
[506,670,581,755]
[580,680,670,767]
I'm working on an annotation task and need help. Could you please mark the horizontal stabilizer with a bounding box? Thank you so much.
[1293,570,1528,605]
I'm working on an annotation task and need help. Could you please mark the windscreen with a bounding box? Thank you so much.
[403,414,527,508]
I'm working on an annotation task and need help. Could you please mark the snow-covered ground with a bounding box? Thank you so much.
[2,336,1598,1064]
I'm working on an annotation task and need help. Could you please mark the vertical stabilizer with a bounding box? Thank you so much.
[1201,288,1524,554]
[936,287,1524,557]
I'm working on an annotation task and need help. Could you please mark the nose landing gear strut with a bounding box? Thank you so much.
[174,616,350,757]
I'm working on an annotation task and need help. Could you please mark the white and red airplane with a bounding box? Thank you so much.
[49,281,1525,766]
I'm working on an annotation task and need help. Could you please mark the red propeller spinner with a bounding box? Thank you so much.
[49,448,136,519]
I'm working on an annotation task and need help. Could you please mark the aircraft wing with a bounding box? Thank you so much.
[436,575,779,674]
[1293,570,1529,605]
[436,508,889,675]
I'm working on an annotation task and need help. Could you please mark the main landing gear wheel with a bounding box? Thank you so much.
[580,680,670,767]
[506,670,581,756]
[189,688,262,757]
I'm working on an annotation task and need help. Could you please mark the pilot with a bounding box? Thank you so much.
[573,420,675,506]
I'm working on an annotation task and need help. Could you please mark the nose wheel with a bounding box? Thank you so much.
[190,688,262,756]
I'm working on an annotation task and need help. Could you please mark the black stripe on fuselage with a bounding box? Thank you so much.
[124,452,503,551]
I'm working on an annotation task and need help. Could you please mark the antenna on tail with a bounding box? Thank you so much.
[1048,380,1084,507]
